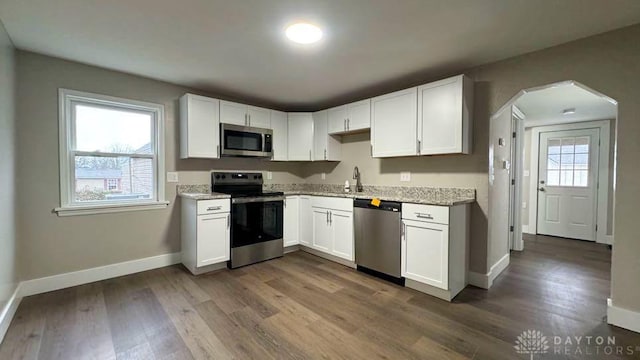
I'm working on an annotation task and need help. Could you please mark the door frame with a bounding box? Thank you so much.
[527,120,612,244]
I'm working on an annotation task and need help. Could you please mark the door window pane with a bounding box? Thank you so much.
[545,135,591,187]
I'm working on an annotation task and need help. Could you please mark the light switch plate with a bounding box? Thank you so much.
[522,201,527,209]
[166,172,179,183]
[266,171,273,180]
[321,172,326,180]
[523,170,530,177]
[400,172,411,182]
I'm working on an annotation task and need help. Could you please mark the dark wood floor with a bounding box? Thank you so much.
[2,235,639,359]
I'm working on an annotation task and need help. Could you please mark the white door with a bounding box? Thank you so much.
[402,219,449,290]
[371,87,418,157]
[196,213,230,267]
[247,106,271,128]
[312,208,332,253]
[287,113,314,161]
[346,99,371,132]
[181,94,220,159]
[537,128,599,241]
[418,76,463,155]
[220,100,247,126]
[328,105,348,134]
[270,110,288,161]
[283,196,299,247]
[331,210,354,261]
[313,110,328,161]
[299,196,312,246]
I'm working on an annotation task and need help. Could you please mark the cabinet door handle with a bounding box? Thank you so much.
[347,118,350,131]
[248,114,251,126]
[326,211,329,224]
[324,149,327,160]
[329,211,332,225]
[416,139,420,154]
[227,214,230,229]
[344,119,346,131]
[207,206,222,211]
[415,213,434,220]
[401,222,406,238]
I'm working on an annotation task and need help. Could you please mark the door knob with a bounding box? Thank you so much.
[538,187,546,192]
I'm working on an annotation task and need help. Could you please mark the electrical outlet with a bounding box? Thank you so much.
[400,172,411,182]
[522,201,527,209]
[166,172,179,183]
[321,172,326,180]
[266,171,273,180]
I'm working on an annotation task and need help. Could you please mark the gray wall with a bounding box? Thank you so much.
[0,20,16,309]
[15,51,305,280]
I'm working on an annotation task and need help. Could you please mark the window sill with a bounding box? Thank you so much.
[54,201,170,217]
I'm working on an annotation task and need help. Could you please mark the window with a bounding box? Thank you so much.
[57,89,167,216]
[546,136,590,187]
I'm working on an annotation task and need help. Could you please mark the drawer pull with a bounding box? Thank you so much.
[207,206,222,211]
[416,213,434,220]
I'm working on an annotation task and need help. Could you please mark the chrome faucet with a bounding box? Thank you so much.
[353,166,363,192]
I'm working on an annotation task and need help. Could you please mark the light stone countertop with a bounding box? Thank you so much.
[177,184,475,206]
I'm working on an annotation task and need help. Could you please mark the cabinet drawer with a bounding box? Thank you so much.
[402,203,449,224]
[197,199,230,215]
[311,196,353,212]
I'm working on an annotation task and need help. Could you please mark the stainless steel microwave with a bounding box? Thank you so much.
[220,123,273,157]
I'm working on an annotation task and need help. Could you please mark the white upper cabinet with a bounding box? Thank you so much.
[327,99,371,135]
[287,113,314,161]
[180,94,220,159]
[371,87,418,157]
[418,75,473,155]
[247,105,271,128]
[270,110,288,161]
[220,100,248,126]
[313,110,341,161]
[220,100,271,128]
[327,105,348,134]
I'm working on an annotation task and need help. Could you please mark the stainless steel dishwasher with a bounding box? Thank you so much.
[354,199,404,285]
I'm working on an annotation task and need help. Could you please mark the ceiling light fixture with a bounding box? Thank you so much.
[562,108,576,115]
[285,23,322,44]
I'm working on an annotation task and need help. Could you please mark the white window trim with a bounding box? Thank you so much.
[55,88,168,216]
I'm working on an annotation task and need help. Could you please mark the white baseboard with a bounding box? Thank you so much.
[607,298,640,334]
[467,253,510,290]
[597,235,614,245]
[0,284,22,344]
[467,271,489,289]
[18,252,182,298]
[522,225,530,234]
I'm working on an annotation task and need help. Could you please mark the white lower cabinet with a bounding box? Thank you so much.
[401,203,469,301]
[402,219,449,289]
[312,208,333,252]
[310,197,354,261]
[283,196,299,247]
[299,196,313,246]
[329,210,354,261]
[181,198,230,274]
[197,213,231,267]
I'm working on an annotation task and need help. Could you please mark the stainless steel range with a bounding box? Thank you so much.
[212,172,284,268]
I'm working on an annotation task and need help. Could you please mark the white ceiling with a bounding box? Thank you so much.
[1,0,639,110]
[516,83,617,127]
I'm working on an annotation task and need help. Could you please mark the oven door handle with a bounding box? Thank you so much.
[232,196,285,204]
